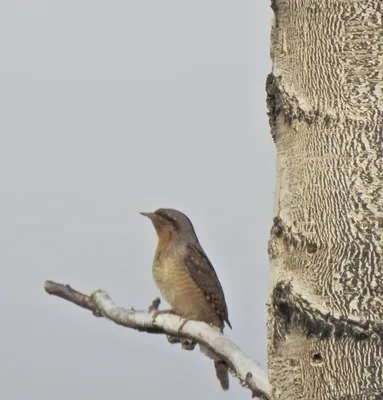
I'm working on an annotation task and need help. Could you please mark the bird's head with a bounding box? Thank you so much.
[140,208,197,242]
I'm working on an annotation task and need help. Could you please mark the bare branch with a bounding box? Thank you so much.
[44,280,270,399]
[45,280,94,312]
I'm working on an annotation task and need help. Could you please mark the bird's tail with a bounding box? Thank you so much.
[214,360,229,391]
[199,344,229,391]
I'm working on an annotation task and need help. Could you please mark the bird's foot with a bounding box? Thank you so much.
[178,318,192,334]
[208,323,222,332]
[151,309,175,324]
[148,297,161,312]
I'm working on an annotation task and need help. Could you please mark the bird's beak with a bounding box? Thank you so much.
[140,212,154,219]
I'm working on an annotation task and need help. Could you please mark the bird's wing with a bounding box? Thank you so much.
[184,243,232,329]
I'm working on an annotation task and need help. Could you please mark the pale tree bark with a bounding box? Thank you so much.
[266,1,383,400]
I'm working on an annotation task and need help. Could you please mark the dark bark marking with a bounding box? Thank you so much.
[272,281,383,343]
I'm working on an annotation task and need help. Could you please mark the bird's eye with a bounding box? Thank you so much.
[156,211,175,223]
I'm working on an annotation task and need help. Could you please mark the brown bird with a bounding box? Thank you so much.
[141,208,232,390]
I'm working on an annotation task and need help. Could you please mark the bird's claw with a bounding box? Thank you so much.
[178,318,191,334]
[148,297,161,312]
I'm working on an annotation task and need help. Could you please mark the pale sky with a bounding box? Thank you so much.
[1,1,274,399]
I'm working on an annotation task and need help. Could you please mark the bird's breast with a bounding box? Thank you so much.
[152,251,222,327]
[152,254,185,301]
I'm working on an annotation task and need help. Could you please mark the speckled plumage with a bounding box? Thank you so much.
[141,208,231,390]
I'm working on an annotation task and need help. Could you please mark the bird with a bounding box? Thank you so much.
[141,208,232,390]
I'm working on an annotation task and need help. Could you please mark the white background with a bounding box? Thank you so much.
[0,1,274,399]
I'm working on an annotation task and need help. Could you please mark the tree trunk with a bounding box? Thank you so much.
[266,1,383,399]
